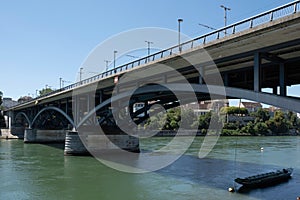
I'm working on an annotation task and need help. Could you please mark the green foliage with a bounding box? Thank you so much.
[240,121,255,135]
[39,88,54,96]
[144,104,299,136]
[252,108,270,122]
[222,129,240,136]
[145,108,196,130]
[0,114,6,128]
[0,91,3,106]
[0,90,5,127]
[254,122,269,135]
[220,106,248,115]
[192,112,211,130]
[223,122,239,130]
[181,109,197,129]
[266,110,289,134]
[286,111,298,129]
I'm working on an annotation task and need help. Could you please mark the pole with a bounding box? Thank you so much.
[79,67,83,81]
[113,50,117,72]
[145,40,153,56]
[178,18,183,52]
[220,5,231,35]
[104,60,110,71]
[59,77,62,89]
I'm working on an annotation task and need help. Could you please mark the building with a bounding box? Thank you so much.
[2,97,18,110]
[239,101,262,113]
[184,100,229,116]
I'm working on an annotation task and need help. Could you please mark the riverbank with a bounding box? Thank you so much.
[0,129,19,139]
[148,129,300,137]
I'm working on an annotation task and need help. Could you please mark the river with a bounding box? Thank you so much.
[0,136,299,200]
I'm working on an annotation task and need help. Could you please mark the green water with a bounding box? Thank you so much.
[0,137,300,200]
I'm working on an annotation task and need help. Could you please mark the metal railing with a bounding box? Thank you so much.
[10,0,300,109]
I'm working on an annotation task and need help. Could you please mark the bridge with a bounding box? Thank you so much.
[4,1,300,156]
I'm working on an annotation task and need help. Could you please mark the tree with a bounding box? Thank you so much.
[220,106,248,115]
[18,96,33,103]
[266,110,289,134]
[192,112,211,130]
[39,88,54,96]
[254,122,269,135]
[0,91,6,127]
[240,121,255,135]
[286,111,298,129]
[252,108,270,122]
[0,91,3,106]
[181,109,197,129]
[163,108,181,130]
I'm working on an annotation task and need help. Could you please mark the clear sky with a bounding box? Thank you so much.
[0,0,297,102]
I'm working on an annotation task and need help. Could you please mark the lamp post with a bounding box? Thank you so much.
[178,18,183,52]
[79,67,83,81]
[220,5,231,35]
[59,77,62,89]
[145,40,153,62]
[113,50,118,72]
[104,60,110,71]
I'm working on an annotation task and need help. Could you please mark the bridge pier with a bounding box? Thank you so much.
[24,128,66,143]
[64,130,140,156]
[64,131,89,156]
[279,62,286,96]
[254,52,262,92]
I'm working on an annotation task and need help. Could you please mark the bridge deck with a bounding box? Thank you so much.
[7,1,300,111]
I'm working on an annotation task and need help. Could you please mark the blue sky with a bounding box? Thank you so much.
[0,0,297,102]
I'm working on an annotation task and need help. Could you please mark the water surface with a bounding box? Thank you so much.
[0,136,299,200]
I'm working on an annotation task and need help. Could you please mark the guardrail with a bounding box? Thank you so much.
[9,0,300,109]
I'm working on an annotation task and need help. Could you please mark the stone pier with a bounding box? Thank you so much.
[64,131,140,156]
[64,131,89,156]
[24,128,66,143]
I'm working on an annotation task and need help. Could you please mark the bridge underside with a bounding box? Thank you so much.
[4,8,300,156]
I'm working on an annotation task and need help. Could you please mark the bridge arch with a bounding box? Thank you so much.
[31,106,75,129]
[78,83,300,128]
[14,112,31,127]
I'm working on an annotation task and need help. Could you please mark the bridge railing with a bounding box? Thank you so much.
[10,0,300,109]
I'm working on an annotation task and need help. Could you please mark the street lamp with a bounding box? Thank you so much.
[145,40,153,62]
[59,77,62,89]
[113,50,118,72]
[178,18,183,52]
[79,67,83,81]
[220,5,231,35]
[104,60,110,71]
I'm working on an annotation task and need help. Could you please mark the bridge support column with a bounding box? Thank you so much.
[24,128,36,143]
[273,86,278,95]
[254,52,261,92]
[199,66,204,84]
[223,73,229,86]
[7,111,13,129]
[279,62,286,96]
[24,129,66,143]
[64,131,89,156]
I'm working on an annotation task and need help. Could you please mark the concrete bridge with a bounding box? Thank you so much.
[4,1,300,155]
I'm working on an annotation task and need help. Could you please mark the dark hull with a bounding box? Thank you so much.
[235,168,293,188]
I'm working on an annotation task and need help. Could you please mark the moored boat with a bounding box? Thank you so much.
[235,168,293,188]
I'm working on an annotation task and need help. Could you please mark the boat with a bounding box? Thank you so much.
[235,168,293,188]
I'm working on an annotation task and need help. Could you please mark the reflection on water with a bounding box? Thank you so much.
[0,137,300,200]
